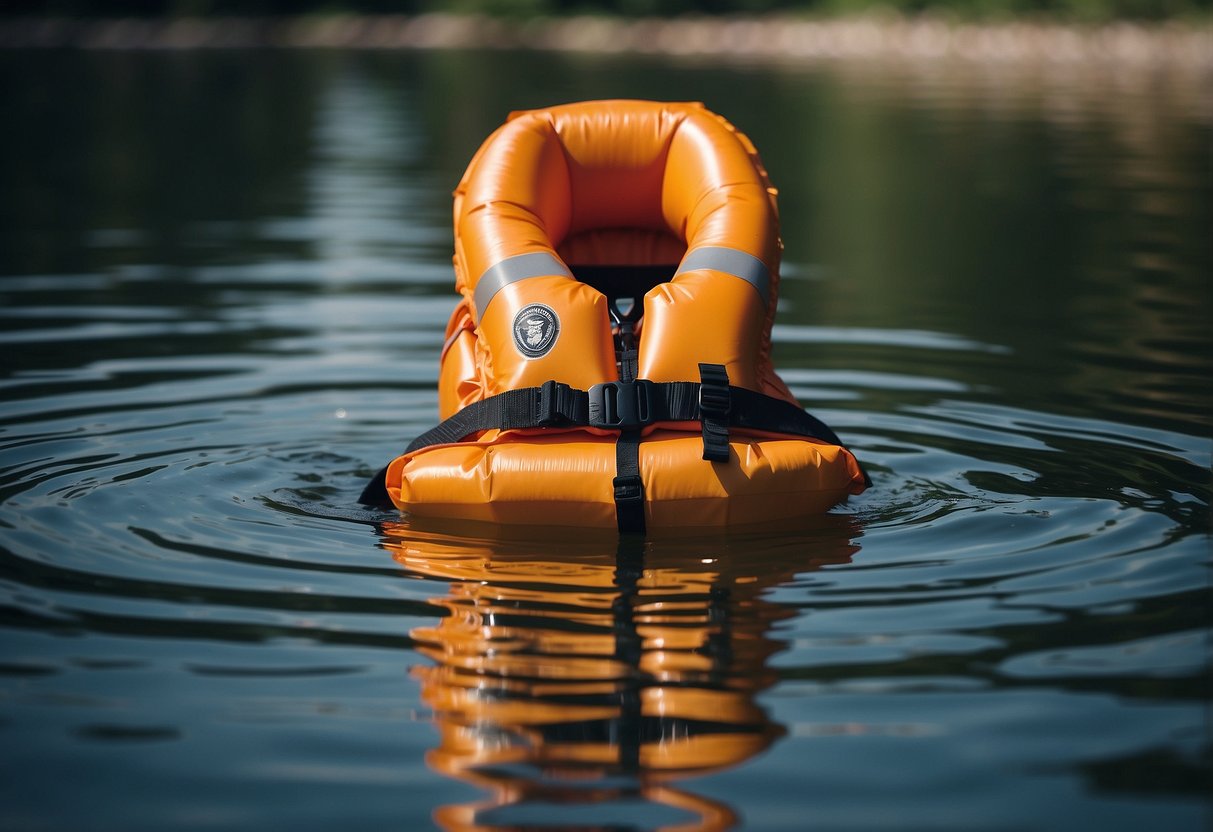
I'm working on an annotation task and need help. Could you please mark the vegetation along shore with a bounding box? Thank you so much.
[1,12,1209,74]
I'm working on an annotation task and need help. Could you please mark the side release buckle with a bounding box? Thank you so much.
[588,380,655,430]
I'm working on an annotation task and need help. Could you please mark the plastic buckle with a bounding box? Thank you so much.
[588,380,654,430]
[612,474,644,503]
[537,380,560,427]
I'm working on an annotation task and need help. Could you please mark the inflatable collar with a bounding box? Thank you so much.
[363,101,868,533]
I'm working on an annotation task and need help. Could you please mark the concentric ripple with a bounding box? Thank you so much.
[1,46,1209,832]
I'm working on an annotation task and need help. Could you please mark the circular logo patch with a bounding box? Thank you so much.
[512,303,560,358]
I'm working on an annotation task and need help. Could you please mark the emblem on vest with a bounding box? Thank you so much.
[512,303,560,358]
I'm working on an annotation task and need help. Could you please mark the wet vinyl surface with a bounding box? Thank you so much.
[0,48,1210,830]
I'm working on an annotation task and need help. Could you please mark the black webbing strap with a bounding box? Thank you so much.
[698,363,731,462]
[613,430,645,535]
[358,463,392,508]
[610,300,644,532]
[403,380,851,453]
[404,380,586,454]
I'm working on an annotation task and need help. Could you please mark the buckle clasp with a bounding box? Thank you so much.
[587,380,654,430]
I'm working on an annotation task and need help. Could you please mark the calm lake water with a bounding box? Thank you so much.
[1,45,1210,831]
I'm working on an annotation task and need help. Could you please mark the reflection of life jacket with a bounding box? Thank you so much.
[364,100,868,532]
[379,521,861,829]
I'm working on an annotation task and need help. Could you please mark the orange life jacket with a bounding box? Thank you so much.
[365,100,867,533]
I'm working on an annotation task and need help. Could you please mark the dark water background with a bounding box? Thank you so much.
[1,46,1210,830]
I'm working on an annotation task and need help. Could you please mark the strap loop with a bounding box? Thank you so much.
[537,379,560,426]
[613,433,646,534]
[537,379,585,427]
[698,363,732,462]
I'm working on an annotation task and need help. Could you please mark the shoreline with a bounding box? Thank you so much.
[1,13,1209,72]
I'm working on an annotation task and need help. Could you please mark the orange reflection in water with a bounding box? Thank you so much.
[381,518,861,831]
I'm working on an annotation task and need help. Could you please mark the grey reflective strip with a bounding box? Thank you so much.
[674,246,770,305]
[473,252,572,321]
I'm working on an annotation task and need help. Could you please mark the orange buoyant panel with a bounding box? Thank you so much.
[387,429,864,530]
[637,271,766,391]
[476,276,617,395]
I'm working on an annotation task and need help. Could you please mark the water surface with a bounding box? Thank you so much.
[0,47,1209,830]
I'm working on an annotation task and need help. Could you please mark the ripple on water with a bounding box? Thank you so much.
[0,46,1209,829]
